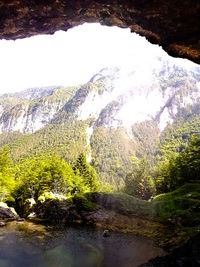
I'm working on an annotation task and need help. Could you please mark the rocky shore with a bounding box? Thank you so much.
[23,193,195,252]
[1,193,199,266]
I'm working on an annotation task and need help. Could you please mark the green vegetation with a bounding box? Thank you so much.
[0,131,24,147]
[124,157,155,200]
[91,126,135,190]
[0,149,98,211]
[5,120,89,164]
[73,153,97,192]
[154,135,200,193]
[157,104,200,161]
[113,184,200,227]
[1,113,200,216]
[113,192,152,215]
[152,184,200,226]
[131,120,160,163]
[0,65,200,231]
[0,146,15,202]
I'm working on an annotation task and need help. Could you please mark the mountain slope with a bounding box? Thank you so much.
[0,57,200,188]
[0,86,78,133]
[52,62,200,131]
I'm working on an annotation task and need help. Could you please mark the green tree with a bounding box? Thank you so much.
[124,158,155,200]
[0,146,15,201]
[13,154,77,204]
[73,153,97,192]
[154,135,200,193]
[176,135,200,183]
[0,146,10,172]
[153,153,180,193]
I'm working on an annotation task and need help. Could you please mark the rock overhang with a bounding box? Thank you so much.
[0,0,199,64]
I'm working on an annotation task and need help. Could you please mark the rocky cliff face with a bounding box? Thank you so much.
[0,86,77,134]
[0,56,199,135]
[56,58,200,132]
[0,101,62,134]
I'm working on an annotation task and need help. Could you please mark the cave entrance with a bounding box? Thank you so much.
[0,21,199,191]
[0,23,200,266]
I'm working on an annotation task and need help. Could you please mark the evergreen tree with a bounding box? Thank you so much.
[73,153,97,192]
[154,135,200,193]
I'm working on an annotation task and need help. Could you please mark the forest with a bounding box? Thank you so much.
[1,129,200,211]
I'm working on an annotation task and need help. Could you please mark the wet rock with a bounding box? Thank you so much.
[0,203,19,220]
[103,230,110,237]
[24,198,36,217]
[17,218,25,222]
[27,212,36,219]
[80,208,114,224]
[33,199,81,223]
[33,196,116,225]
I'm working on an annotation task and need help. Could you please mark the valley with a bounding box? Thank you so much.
[0,53,200,266]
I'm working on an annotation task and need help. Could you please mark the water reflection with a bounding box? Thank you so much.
[0,221,165,267]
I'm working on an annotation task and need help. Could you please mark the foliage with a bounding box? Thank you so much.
[90,126,134,190]
[113,192,152,215]
[153,154,178,193]
[154,135,200,193]
[131,120,160,164]
[73,153,98,192]
[7,152,98,210]
[151,184,200,226]
[124,157,156,200]
[0,131,24,148]
[1,70,200,203]
[157,104,200,160]
[178,135,200,181]
[13,154,73,205]
[0,146,15,202]
[5,120,89,164]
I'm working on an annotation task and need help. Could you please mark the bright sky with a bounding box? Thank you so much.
[0,23,181,94]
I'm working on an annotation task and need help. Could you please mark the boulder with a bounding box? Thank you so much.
[90,193,128,215]
[0,203,19,220]
[33,199,81,223]
[32,194,129,225]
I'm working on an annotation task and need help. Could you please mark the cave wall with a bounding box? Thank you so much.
[0,0,199,64]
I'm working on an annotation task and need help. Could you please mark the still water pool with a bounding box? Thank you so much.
[0,221,165,267]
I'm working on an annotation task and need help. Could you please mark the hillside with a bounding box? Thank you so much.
[0,86,78,134]
[0,57,200,189]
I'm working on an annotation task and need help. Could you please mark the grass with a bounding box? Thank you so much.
[111,184,200,227]
[112,192,152,216]
[151,184,200,225]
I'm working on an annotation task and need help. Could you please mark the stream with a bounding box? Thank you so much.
[0,221,166,267]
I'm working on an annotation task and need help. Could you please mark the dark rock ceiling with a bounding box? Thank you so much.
[0,0,199,64]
